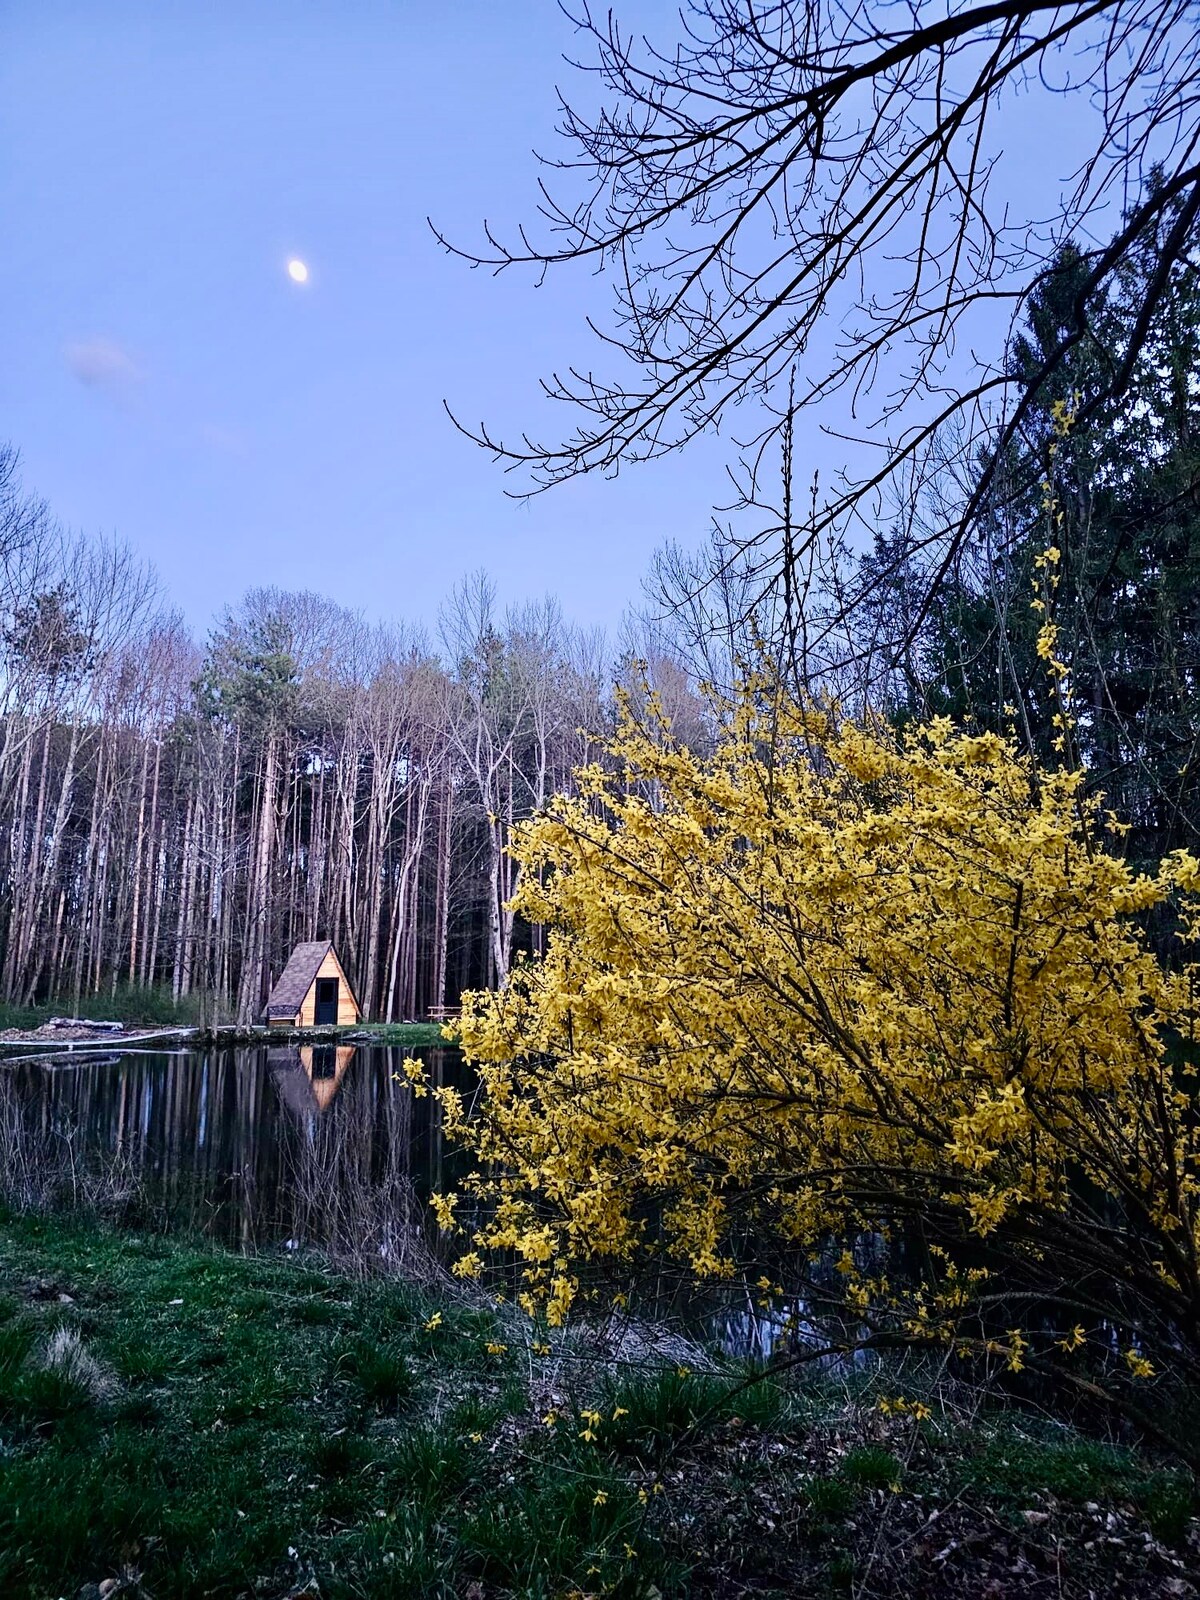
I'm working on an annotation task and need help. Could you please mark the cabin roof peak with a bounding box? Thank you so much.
[264,940,348,1021]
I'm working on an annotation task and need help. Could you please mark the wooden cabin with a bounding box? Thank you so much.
[263,940,361,1028]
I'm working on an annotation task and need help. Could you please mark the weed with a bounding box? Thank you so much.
[459,1469,640,1593]
[311,1430,368,1480]
[841,1444,901,1489]
[290,1295,343,1326]
[826,1548,856,1588]
[338,1337,415,1411]
[805,1476,854,1522]
[597,1368,732,1460]
[330,1504,454,1598]
[39,1327,118,1404]
[1144,1476,1196,1545]
[384,1424,472,1508]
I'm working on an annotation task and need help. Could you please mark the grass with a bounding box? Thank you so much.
[0,1213,679,1599]
[0,1212,1195,1598]
[593,1364,801,1463]
[0,985,210,1033]
[841,1443,902,1488]
[0,997,452,1045]
[947,1423,1197,1542]
[349,1021,455,1047]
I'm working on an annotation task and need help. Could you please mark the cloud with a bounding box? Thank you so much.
[64,337,144,398]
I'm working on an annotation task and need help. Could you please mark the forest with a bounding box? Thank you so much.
[0,462,711,1026]
[5,6,1200,1596]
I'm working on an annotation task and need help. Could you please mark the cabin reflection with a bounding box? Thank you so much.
[267,1045,356,1118]
[3,1042,469,1253]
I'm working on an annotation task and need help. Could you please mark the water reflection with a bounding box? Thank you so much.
[0,1044,472,1261]
[4,1047,870,1356]
[268,1045,356,1117]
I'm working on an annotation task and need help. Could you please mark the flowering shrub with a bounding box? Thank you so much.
[437,687,1200,1458]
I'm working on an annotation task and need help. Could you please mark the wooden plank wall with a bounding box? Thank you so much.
[297,947,360,1027]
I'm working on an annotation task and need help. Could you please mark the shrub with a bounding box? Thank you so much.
[444,686,1200,1465]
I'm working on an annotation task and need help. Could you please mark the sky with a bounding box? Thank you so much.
[0,2,1106,643]
[0,0,733,641]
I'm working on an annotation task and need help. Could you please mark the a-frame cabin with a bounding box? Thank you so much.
[263,940,361,1028]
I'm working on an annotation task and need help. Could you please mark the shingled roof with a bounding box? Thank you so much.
[266,1047,319,1114]
[264,940,336,1021]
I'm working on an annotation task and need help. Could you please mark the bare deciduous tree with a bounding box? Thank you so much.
[440,0,1200,629]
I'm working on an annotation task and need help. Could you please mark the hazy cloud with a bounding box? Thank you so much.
[64,336,144,398]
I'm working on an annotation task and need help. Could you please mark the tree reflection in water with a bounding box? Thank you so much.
[0,1045,471,1271]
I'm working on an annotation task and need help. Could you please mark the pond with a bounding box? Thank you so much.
[0,1043,474,1267]
[0,1041,854,1361]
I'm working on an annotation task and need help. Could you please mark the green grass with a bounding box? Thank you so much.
[0,1001,452,1047]
[592,1364,799,1463]
[947,1423,1198,1541]
[841,1443,901,1488]
[0,1213,1194,1598]
[0,1214,680,1600]
[348,1021,455,1047]
[0,985,209,1033]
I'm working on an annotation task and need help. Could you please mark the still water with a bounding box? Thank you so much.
[0,1044,473,1261]
[2,1043,851,1360]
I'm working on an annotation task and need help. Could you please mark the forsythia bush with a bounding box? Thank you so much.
[438,688,1200,1440]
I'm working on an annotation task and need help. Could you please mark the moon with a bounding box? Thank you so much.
[287,258,309,284]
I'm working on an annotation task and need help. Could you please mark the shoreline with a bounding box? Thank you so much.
[0,1020,452,1059]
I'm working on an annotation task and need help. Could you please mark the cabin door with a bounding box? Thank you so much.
[314,977,339,1025]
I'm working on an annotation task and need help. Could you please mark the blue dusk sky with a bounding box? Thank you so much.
[0,3,1099,638]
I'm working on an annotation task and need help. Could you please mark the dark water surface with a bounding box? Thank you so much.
[2,1043,830,1358]
[0,1044,474,1259]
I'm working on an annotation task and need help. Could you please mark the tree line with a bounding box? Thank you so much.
[6,180,1196,1027]
[0,455,707,1025]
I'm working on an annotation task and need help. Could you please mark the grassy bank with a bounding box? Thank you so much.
[0,1216,1196,1598]
[346,1021,453,1048]
[0,986,210,1034]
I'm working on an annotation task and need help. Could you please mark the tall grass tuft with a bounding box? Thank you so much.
[37,1327,119,1406]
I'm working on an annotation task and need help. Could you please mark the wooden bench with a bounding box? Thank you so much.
[426,1005,462,1024]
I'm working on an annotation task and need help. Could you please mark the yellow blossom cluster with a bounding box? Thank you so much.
[441,686,1200,1386]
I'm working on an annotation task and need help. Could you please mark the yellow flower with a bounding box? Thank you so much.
[436,678,1191,1400]
[400,1056,428,1097]
[578,1406,603,1442]
[1125,1347,1155,1380]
